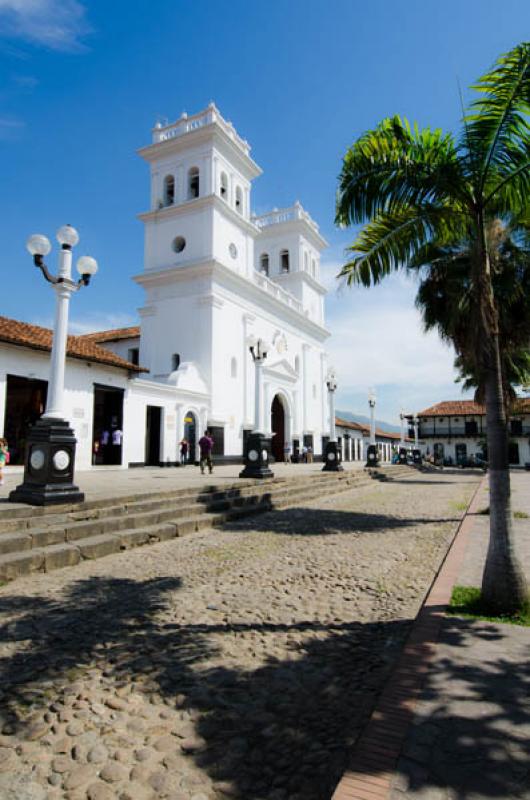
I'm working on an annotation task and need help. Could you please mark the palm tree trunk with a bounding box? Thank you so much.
[477,220,527,612]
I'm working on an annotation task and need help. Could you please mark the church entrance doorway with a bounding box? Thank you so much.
[271,395,285,462]
[145,406,162,466]
[184,411,198,463]
[92,385,124,466]
[3,374,48,465]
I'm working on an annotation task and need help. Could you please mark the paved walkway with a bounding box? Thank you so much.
[0,470,478,800]
[333,471,530,800]
[0,461,366,510]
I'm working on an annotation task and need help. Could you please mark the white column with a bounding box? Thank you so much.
[292,389,299,437]
[302,344,309,433]
[254,359,264,433]
[400,414,405,446]
[348,437,352,462]
[264,382,272,434]
[369,404,376,445]
[244,187,250,219]
[242,315,255,426]
[328,388,336,442]
[320,352,326,432]
[176,404,184,450]
[43,247,74,420]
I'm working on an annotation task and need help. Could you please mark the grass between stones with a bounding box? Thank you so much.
[449,585,530,627]
[475,508,528,517]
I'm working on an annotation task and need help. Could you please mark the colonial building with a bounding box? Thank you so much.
[1,105,331,469]
[412,399,530,467]
[335,417,402,463]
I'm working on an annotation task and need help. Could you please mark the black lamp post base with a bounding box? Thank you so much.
[9,417,84,506]
[322,440,344,472]
[412,448,423,465]
[365,444,380,468]
[239,432,274,480]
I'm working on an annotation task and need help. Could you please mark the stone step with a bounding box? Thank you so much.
[0,469,366,532]
[0,471,372,581]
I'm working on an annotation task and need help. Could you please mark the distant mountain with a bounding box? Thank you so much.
[336,410,401,434]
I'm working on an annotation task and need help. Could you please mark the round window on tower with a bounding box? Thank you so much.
[172,236,186,254]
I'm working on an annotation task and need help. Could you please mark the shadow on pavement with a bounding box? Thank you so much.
[0,575,411,799]
[221,506,461,536]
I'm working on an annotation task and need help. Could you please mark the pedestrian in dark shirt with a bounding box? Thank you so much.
[179,438,189,465]
[198,430,214,475]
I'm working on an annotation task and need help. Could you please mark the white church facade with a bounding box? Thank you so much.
[0,105,332,469]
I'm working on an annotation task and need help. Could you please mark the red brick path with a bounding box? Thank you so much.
[331,474,486,800]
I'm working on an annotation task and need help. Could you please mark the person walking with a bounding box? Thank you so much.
[179,438,189,465]
[0,438,9,486]
[306,444,313,464]
[198,430,214,475]
[283,441,292,463]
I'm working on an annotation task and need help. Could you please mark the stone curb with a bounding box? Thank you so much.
[331,473,487,800]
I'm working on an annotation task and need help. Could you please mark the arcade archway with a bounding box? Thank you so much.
[271,394,287,462]
[184,410,198,463]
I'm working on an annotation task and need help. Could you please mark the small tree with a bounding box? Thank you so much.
[336,43,530,613]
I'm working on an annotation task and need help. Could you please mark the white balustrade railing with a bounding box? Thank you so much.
[253,271,304,314]
[152,105,250,155]
[252,203,320,233]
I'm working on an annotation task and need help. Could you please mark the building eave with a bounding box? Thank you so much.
[133,260,331,342]
[138,193,260,237]
[255,217,328,250]
[138,124,262,180]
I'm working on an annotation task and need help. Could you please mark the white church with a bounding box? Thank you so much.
[0,104,332,469]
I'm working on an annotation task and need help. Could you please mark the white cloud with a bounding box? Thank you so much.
[0,0,91,51]
[323,264,471,422]
[0,114,24,139]
[32,311,138,336]
[68,312,138,336]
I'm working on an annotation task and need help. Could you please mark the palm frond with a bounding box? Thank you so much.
[336,116,471,227]
[339,205,465,287]
[465,42,530,198]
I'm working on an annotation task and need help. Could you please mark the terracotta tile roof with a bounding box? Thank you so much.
[375,428,401,440]
[0,316,147,373]
[335,417,402,440]
[335,416,366,432]
[78,325,140,343]
[417,398,530,417]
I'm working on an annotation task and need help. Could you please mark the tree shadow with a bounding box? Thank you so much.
[352,613,530,799]
[0,575,413,799]
[1,577,525,799]
[220,506,461,536]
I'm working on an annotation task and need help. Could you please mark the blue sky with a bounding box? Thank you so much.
[0,0,528,422]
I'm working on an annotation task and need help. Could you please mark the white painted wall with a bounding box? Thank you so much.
[0,344,129,470]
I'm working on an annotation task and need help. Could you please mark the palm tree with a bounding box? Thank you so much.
[336,43,530,613]
[413,216,530,407]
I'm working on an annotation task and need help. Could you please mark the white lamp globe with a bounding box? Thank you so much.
[259,338,270,357]
[247,334,257,349]
[76,256,98,277]
[56,225,79,248]
[26,234,51,257]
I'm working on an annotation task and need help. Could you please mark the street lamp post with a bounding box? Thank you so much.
[365,387,379,467]
[322,368,343,472]
[9,225,98,506]
[239,336,274,479]
[398,409,408,464]
[412,415,422,464]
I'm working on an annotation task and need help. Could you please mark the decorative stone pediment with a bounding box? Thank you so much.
[263,359,298,383]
